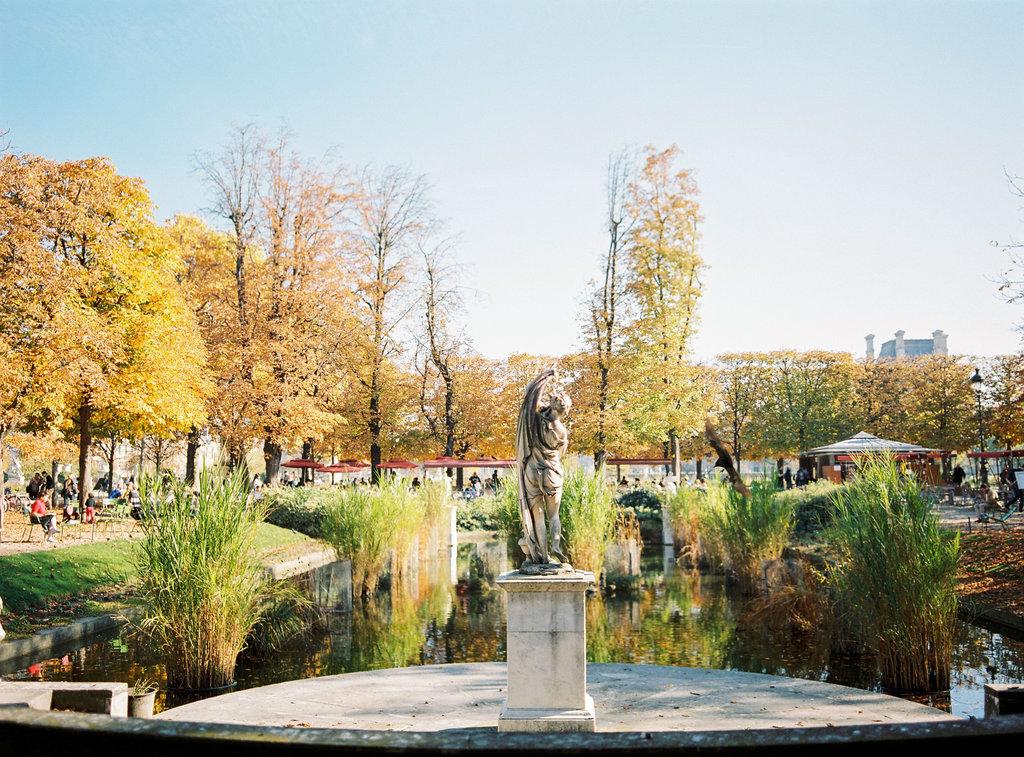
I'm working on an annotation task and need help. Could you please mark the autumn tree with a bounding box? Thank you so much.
[715,353,770,469]
[903,355,981,453]
[0,154,66,500]
[623,145,707,473]
[752,351,858,456]
[983,354,1024,449]
[414,242,503,472]
[1,155,208,507]
[852,357,911,440]
[196,126,358,482]
[577,148,637,469]
[345,166,431,483]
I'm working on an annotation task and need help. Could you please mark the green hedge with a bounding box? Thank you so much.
[264,488,328,538]
[616,488,663,544]
[456,495,503,532]
[775,480,840,536]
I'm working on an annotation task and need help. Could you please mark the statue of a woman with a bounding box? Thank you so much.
[515,369,572,570]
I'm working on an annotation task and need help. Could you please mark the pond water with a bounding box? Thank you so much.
[4,542,1024,720]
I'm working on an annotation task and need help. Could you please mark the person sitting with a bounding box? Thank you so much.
[128,485,144,520]
[30,495,58,542]
[61,500,80,523]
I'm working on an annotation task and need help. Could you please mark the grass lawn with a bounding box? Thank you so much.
[0,524,319,637]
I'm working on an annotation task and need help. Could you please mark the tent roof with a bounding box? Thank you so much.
[803,431,928,457]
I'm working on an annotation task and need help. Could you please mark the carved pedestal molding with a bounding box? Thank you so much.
[496,570,596,732]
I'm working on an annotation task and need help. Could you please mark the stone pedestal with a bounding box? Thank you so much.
[496,569,596,732]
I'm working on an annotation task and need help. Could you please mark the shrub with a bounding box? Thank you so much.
[776,480,840,536]
[456,494,503,532]
[826,454,959,692]
[264,488,326,537]
[133,468,269,690]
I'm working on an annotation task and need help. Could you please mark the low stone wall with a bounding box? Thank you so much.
[0,614,125,672]
[0,708,1023,756]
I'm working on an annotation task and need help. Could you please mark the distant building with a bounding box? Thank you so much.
[865,330,948,361]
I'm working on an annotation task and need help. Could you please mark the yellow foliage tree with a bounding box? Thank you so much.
[623,145,707,471]
[1,154,208,506]
[196,126,359,481]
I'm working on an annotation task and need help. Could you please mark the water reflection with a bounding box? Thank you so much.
[6,548,1024,720]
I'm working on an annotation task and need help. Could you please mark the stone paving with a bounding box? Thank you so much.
[158,663,958,732]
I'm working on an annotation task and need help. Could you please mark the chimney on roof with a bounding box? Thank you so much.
[865,334,875,360]
[894,330,906,359]
[932,329,948,355]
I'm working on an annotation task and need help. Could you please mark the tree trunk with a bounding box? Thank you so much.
[695,458,703,479]
[78,402,93,511]
[264,438,282,486]
[301,440,313,484]
[594,449,607,475]
[50,460,58,508]
[669,430,681,477]
[185,427,200,484]
[136,438,146,481]
[456,467,464,490]
[370,442,382,485]
[0,431,5,539]
[106,437,116,495]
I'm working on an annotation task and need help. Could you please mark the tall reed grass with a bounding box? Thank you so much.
[826,454,959,692]
[664,485,705,563]
[697,480,795,591]
[320,480,435,597]
[133,468,268,690]
[560,467,617,575]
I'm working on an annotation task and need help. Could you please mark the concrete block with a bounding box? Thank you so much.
[497,570,596,731]
[986,683,1024,716]
[0,682,127,716]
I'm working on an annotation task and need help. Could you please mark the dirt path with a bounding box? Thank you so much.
[0,520,135,557]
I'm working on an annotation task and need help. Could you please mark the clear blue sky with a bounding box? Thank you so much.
[3,0,1023,362]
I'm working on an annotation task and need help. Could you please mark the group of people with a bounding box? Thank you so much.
[23,471,93,542]
[19,471,151,542]
[775,464,812,490]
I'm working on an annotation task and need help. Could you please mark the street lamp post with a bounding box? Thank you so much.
[970,368,987,485]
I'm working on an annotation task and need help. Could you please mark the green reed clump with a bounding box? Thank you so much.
[320,481,427,597]
[560,467,617,576]
[494,475,522,536]
[826,454,959,692]
[320,487,391,598]
[133,467,268,691]
[419,480,449,531]
[665,485,704,556]
[380,479,425,578]
[698,480,795,591]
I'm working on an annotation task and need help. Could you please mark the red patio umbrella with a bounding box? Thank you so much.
[320,462,370,474]
[419,456,464,469]
[281,458,324,469]
[379,459,419,470]
[465,458,515,469]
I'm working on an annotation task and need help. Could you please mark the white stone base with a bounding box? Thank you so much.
[498,694,596,732]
